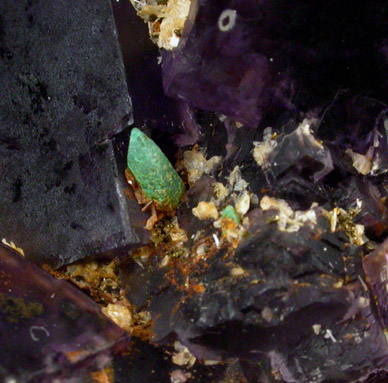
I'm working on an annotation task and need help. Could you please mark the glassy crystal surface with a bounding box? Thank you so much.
[162,0,388,127]
[1,0,388,381]
[0,244,130,383]
[121,201,388,382]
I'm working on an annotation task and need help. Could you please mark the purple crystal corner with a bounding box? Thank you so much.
[0,244,130,383]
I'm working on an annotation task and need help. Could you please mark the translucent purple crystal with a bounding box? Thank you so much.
[317,94,388,175]
[162,1,388,127]
[335,176,388,236]
[0,244,130,383]
[363,239,388,327]
[267,122,334,183]
[161,0,274,127]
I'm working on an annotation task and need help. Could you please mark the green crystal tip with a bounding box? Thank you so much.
[221,205,240,224]
[127,128,185,209]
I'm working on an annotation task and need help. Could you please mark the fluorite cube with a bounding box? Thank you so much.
[0,244,130,383]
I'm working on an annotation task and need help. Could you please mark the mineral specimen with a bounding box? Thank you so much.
[127,128,185,209]
[0,243,130,383]
[2,0,388,381]
[114,1,388,381]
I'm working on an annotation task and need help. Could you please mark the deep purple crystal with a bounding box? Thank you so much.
[0,0,150,267]
[161,0,275,127]
[363,239,388,327]
[0,244,130,383]
[162,1,388,128]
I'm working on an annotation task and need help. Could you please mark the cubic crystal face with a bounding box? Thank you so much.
[0,0,149,266]
[0,244,130,383]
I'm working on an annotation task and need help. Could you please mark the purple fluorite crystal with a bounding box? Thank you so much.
[265,121,334,183]
[0,0,150,267]
[0,244,129,383]
[161,0,274,127]
[162,0,388,127]
[363,239,388,327]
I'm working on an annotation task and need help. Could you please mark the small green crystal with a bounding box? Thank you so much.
[221,205,240,224]
[127,128,185,209]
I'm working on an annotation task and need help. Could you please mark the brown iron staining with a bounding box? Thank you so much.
[163,233,233,298]
[65,260,121,304]
[46,259,154,341]
[151,216,188,248]
[125,168,159,230]
[0,293,43,323]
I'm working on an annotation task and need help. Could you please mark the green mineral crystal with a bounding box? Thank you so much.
[221,205,240,224]
[127,128,185,209]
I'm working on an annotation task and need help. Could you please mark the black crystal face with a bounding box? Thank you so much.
[0,0,149,266]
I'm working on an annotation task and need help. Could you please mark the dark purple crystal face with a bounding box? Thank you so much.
[162,0,274,127]
[0,244,130,383]
[120,201,388,382]
[0,0,151,267]
[162,0,388,128]
[117,0,388,380]
[363,239,388,327]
